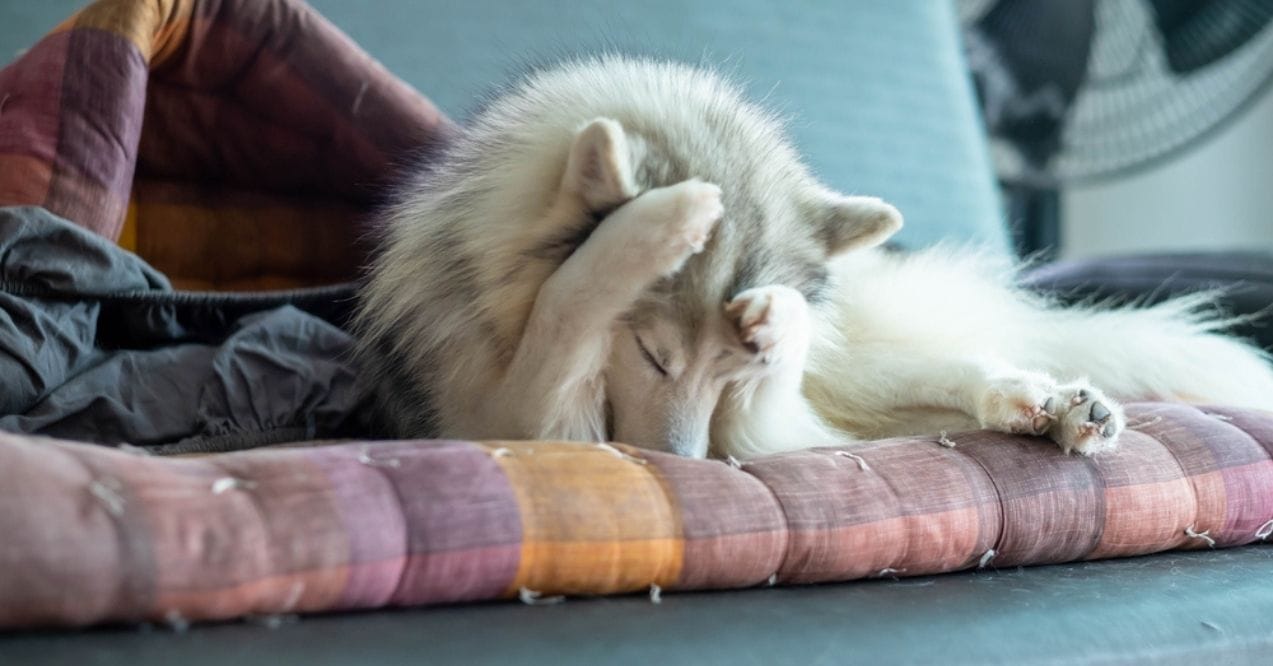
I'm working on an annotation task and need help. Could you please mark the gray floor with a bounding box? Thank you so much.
[4,548,1273,665]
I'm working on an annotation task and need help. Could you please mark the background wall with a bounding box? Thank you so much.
[1061,87,1273,259]
[0,0,1007,252]
[5,1,1269,260]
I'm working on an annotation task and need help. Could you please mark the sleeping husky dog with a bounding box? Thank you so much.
[355,56,1273,459]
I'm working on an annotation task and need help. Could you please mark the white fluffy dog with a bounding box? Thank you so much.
[355,56,1273,459]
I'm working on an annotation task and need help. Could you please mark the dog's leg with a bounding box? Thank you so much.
[973,367,1123,456]
[494,179,724,440]
[844,351,1125,455]
[713,285,846,458]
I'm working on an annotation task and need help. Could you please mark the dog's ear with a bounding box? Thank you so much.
[563,117,639,211]
[812,193,903,256]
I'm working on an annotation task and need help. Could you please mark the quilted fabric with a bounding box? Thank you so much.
[0,0,455,289]
[2,403,1271,628]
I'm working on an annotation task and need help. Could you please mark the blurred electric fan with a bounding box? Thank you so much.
[958,0,1273,255]
[962,0,1273,185]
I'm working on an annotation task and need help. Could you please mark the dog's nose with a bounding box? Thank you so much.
[668,433,709,459]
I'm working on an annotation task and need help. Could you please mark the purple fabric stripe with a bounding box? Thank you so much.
[147,454,352,591]
[1131,404,1273,547]
[642,449,786,589]
[1206,406,1273,460]
[748,439,1000,527]
[746,442,1001,581]
[47,27,147,239]
[957,435,1105,566]
[302,441,524,607]
[1200,406,1273,544]
[1137,403,1271,474]
[346,441,522,606]
[306,445,410,608]
[209,0,458,167]
[1216,460,1273,546]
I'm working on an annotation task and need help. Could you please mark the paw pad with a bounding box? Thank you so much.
[981,378,1124,456]
[1089,401,1111,425]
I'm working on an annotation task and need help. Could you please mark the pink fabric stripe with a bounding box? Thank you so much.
[306,441,523,607]
[0,32,69,207]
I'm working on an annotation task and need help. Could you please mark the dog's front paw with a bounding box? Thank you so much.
[635,179,723,275]
[724,285,811,366]
[979,375,1123,455]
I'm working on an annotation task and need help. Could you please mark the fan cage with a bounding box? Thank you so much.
[964,0,1273,185]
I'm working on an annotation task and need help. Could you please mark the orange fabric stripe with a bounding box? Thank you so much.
[517,540,684,595]
[44,173,127,241]
[129,196,364,290]
[67,0,194,65]
[147,1,194,68]
[484,442,684,596]
[118,199,138,252]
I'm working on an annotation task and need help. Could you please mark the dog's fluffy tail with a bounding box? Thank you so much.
[1022,291,1273,411]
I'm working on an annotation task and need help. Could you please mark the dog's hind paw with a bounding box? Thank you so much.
[979,373,1061,436]
[979,375,1123,455]
[1047,383,1124,456]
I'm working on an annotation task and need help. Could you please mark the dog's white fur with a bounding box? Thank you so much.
[356,56,1273,459]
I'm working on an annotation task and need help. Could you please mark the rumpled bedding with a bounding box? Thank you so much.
[1,0,1271,630]
[0,207,363,450]
[0,0,454,448]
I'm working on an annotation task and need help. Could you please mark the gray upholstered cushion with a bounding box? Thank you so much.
[305,0,1007,252]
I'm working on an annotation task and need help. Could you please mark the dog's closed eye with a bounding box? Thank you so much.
[635,335,668,377]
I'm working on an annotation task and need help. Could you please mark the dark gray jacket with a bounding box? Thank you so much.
[0,207,365,453]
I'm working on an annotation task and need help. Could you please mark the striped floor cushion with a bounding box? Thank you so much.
[2,402,1270,628]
